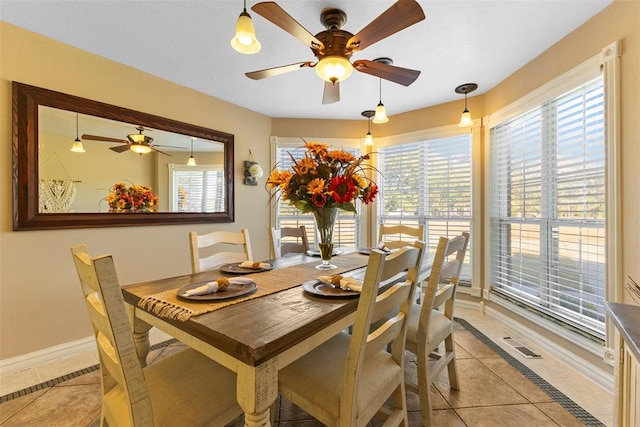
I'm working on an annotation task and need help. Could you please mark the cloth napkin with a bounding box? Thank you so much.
[317,275,363,292]
[238,260,272,269]
[376,241,392,253]
[183,277,254,297]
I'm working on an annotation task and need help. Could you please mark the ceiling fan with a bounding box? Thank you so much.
[82,126,183,156]
[245,0,425,104]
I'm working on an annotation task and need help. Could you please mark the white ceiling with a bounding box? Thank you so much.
[1,0,612,121]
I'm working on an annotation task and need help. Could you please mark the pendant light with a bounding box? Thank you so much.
[455,83,478,128]
[187,137,197,166]
[372,58,391,124]
[231,0,261,54]
[70,112,85,153]
[362,110,375,146]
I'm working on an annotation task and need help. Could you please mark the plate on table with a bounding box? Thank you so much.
[302,280,360,298]
[358,248,371,255]
[220,262,271,274]
[306,249,343,257]
[177,281,258,301]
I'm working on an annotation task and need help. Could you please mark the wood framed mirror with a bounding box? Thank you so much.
[12,82,234,230]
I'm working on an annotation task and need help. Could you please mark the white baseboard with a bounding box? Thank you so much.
[455,298,614,391]
[0,336,96,376]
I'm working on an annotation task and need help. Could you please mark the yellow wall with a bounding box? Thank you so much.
[0,22,272,359]
[1,0,638,362]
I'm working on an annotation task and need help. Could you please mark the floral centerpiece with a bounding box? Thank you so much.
[106,182,158,213]
[267,141,378,268]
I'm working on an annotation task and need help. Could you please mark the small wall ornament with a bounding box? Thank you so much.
[244,150,263,186]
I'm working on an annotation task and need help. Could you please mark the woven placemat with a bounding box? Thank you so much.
[138,252,368,321]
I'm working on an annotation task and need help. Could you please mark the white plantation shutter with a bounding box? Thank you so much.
[274,145,361,248]
[170,164,225,212]
[377,134,472,280]
[490,77,606,337]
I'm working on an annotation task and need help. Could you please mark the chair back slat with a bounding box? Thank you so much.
[189,229,253,272]
[432,284,455,309]
[379,224,425,249]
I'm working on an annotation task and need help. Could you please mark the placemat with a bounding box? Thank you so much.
[138,252,368,321]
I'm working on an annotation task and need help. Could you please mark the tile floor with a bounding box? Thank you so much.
[0,306,614,426]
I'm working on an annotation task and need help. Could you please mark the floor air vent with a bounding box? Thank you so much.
[503,336,542,359]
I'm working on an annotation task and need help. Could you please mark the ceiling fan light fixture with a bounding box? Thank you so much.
[455,83,478,128]
[315,56,353,84]
[231,1,261,54]
[130,143,152,154]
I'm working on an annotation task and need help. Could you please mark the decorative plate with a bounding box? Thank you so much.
[177,281,257,301]
[220,263,271,274]
[301,280,360,298]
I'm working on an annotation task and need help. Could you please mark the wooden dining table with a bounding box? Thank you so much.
[122,250,373,426]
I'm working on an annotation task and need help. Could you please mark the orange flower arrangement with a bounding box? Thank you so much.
[106,182,158,213]
[267,141,378,214]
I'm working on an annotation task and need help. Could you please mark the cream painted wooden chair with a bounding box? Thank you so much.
[404,232,469,426]
[189,228,253,273]
[278,241,426,427]
[70,244,243,427]
[271,225,309,258]
[379,223,425,250]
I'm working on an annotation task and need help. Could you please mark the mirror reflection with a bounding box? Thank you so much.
[38,107,226,214]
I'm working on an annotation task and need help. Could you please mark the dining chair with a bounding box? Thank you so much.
[404,231,470,427]
[70,244,243,427]
[271,225,309,258]
[379,223,425,250]
[189,228,253,273]
[278,241,426,427]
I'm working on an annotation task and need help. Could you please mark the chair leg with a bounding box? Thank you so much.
[416,348,434,427]
[444,334,459,390]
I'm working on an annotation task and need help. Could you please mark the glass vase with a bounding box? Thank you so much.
[313,207,339,270]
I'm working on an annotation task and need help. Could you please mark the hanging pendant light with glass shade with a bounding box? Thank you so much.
[231,0,261,54]
[187,137,197,166]
[372,58,391,124]
[362,110,375,146]
[455,83,478,128]
[70,112,86,153]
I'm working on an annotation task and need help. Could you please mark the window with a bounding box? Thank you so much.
[489,76,606,337]
[377,134,473,280]
[273,143,362,248]
[169,164,225,212]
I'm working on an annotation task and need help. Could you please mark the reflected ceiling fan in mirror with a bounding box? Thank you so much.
[82,126,184,156]
[245,0,425,104]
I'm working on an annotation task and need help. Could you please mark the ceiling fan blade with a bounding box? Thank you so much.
[252,2,324,50]
[353,59,421,86]
[347,0,425,52]
[154,145,187,149]
[246,61,312,80]
[82,134,128,144]
[322,81,340,104]
[109,144,131,153]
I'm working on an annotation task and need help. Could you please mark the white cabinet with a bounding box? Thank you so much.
[606,302,640,427]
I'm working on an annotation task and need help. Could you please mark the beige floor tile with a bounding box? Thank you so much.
[534,402,589,427]
[456,403,560,426]
[479,357,554,403]
[435,358,528,408]
[552,380,615,416]
[0,383,101,427]
[0,369,40,396]
[35,351,98,384]
[431,409,466,427]
[452,330,500,359]
[0,389,47,423]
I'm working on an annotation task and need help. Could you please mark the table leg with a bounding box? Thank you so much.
[126,305,152,366]
[236,359,278,427]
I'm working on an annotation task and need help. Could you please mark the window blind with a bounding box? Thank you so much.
[171,165,225,212]
[274,145,361,248]
[490,77,606,337]
[377,134,472,280]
